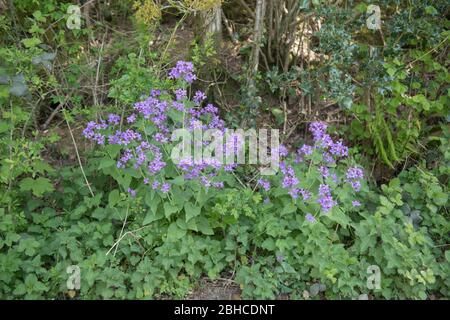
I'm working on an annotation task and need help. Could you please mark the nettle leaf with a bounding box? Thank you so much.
[281,203,296,215]
[185,202,201,222]
[108,189,121,207]
[445,251,450,263]
[17,237,40,256]
[196,216,214,235]
[20,177,54,197]
[326,208,352,228]
[166,222,186,242]
[143,202,163,225]
[433,191,448,206]
[98,158,116,170]
[164,202,179,219]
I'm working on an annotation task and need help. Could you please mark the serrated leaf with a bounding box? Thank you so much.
[164,202,178,219]
[20,177,54,197]
[22,37,41,48]
[108,189,120,206]
[185,202,201,222]
[196,216,214,235]
[166,222,186,242]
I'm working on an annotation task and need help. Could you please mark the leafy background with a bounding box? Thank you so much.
[0,0,448,299]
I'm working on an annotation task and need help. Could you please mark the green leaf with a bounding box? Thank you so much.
[164,202,178,219]
[21,37,41,48]
[281,203,296,215]
[20,177,54,197]
[98,158,116,170]
[445,251,450,263]
[143,206,163,225]
[108,189,120,206]
[185,202,201,222]
[196,217,214,235]
[433,192,448,206]
[166,222,186,242]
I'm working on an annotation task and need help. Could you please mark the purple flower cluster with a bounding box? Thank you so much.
[82,121,107,145]
[109,129,142,146]
[258,178,270,191]
[176,156,225,188]
[168,61,196,83]
[193,90,206,105]
[279,162,310,200]
[280,162,299,189]
[346,166,364,192]
[308,122,349,159]
[317,184,337,213]
[82,61,238,194]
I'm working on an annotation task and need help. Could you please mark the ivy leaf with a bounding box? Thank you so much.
[20,177,54,197]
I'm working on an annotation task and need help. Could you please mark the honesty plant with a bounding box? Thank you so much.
[259,121,365,222]
[83,61,249,196]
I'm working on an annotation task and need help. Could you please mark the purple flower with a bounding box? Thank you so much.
[276,255,284,263]
[174,88,187,101]
[83,121,107,145]
[279,144,289,157]
[108,113,121,125]
[282,176,299,189]
[119,149,133,168]
[193,90,207,105]
[212,181,224,188]
[351,180,361,192]
[330,140,348,157]
[258,178,271,191]
[150,89,161,97]
[346,167,364,192]
[299,144,313,156]
[172,101,184,111]
[108,129,142,145]
[299,189,311,200]
[305,213,316,223]
[317,184,336,213]
[323,152,335,164]
[161,182,170,193]
[309,122,328,141]
[168,61,197,83]
[143,178,149,185]
[151,180,160,190]
[127,114,137,124]
[318,166,329,178]
[346,167,364,180]
[288,188,300,199]
[352,200,361,207]
[319,184,331,196]
[127,188,136,197]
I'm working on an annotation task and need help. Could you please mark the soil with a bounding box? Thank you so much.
[188,278,242,300]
